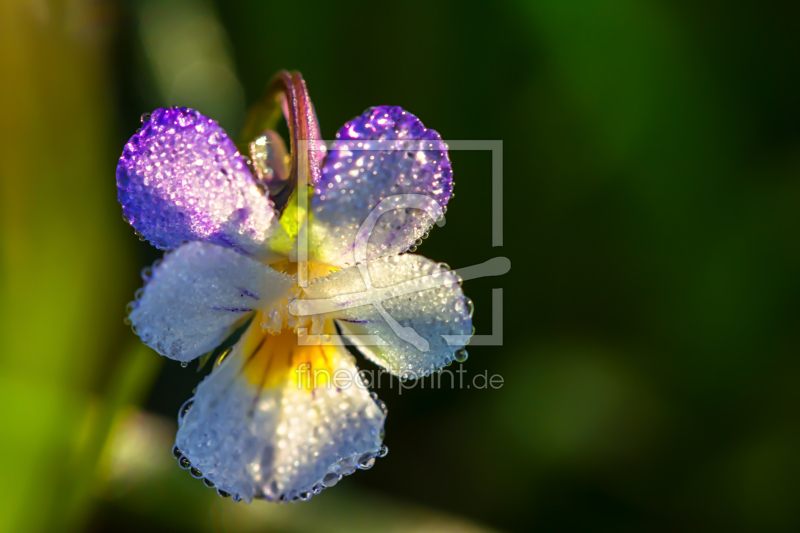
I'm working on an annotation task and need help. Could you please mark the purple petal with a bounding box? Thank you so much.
[117,108,277,256]
[311,106,453,266]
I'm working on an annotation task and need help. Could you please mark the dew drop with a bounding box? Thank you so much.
[455,348,468,363]
[178,456,191,469]
[322,472,341,487]
[217,489,230,498]
[178,398,194,424]
[180,361,188,368]
[379,445,389,458]
[140,112,151,123]
[312,483,324,494]
[190,467,203,479]
[203,478,215,488]
[299,491,312,501]
[172,445,182,459]
[357,454,376,470]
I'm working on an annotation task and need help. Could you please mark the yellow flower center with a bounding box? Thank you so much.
[268,259,336,279]
[241,312,340,391]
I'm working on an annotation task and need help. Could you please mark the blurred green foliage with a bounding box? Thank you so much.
[1,0,800,532]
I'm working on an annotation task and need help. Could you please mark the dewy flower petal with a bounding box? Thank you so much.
[309,106,453,266]
[117,107,278,256]
[301,254,472,377]
[175,320,386,502]
[129,242,294,362]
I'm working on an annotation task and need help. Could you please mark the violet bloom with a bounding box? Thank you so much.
[117,71,472,502]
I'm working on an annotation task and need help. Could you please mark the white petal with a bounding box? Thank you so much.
[300,254,473,377]
[129,242,294,362]
[174,323,386,502]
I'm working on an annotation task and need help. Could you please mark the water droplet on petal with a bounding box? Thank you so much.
[455,348,468,363]
[178,398,194,424]
[357,453,376,470]
[322,472,341,487]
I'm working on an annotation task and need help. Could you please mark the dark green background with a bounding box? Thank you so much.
[2,1,799,532]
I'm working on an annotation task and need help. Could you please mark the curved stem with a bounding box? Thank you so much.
[238,71,291,145]
[238,70,321,195]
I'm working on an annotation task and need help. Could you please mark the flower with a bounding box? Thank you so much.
[117,71,473,503]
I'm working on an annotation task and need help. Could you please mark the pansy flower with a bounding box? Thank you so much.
[118,71,473,502]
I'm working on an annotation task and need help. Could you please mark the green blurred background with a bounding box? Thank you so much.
[2,0,800,531]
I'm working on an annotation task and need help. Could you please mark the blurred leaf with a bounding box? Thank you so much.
[0,1,139,531]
